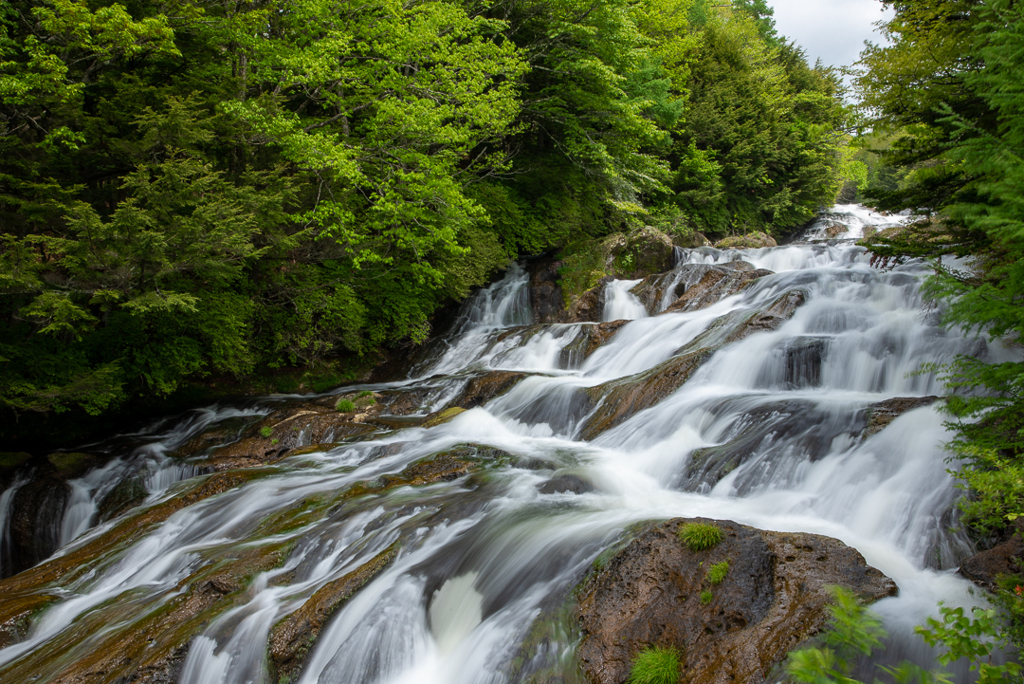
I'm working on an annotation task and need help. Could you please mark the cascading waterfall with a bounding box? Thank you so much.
[0,206,1015,683]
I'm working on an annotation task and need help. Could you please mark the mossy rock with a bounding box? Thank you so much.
[422,407,467,428]
[714,232,778,249]
[46,452,101,479]
[0,451,32,473]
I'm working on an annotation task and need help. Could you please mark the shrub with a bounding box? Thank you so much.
[706,560,729,585]
[259,426,273,438]
[335,398,355,412]
[700,590,713,605]
[357,390,373,398]
[678,522,722,551]
[627,646,681,684]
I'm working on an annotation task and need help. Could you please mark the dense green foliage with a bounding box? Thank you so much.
[0,0,851,441]
[786,587,1021,684]
[706,559,729,585]
[677,521,722,551]
[855,0,1024,654]
[627,646,681,684]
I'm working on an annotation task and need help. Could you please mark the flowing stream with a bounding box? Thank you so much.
[0,208,1015,683]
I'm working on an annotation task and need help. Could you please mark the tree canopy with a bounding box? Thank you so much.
[0,0,852,443]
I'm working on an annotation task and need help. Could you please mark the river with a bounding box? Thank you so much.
[0,205,1012,683]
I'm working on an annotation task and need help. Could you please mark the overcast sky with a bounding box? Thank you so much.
[769,0,894,70]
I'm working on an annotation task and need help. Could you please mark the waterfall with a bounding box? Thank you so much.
[602,279,647,321]
[0,206,1014,683]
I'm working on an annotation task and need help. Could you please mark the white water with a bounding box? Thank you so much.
[0,208,1015,683]
[602,278,647,321]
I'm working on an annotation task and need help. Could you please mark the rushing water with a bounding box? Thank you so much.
[0,208,1015,683]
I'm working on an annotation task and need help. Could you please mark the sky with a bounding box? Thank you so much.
[769,0,895,70]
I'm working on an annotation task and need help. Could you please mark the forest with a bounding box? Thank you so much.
[0,0,852,444]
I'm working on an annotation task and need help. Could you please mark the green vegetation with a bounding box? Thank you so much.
[853,0,1024,648]
[699,590,713,606]
[706,560,729,585]
[259,426,274,438]
[0,0,853,447]
[786,586,1021,684]
[677,522,723,551]
[335,399,355,413]
[627,646,681,684]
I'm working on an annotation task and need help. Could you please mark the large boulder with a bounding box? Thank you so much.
[714,232,778,250]
[575,518,897,684]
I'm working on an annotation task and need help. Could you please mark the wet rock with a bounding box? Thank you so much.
[555,276,612,323]
[200,404,378,469]
[579,290,806,442]
[172,416,256,458]
[451,371,526,409]
[1,541,293,684]
[663,264,774,315]
[529,257,566,324]
[6,474,72,576]
[959,523,1024,592]
[0,470,259,591]
[538,473,595,495]
[683,399,864,493]
[724,290,806,344]
[714,232,778,249]
[0,592,58,648]
[97,475,149,522]
[575,518,897,684]
[422,407,467,428]
[45,452,102,479]
[270,543,400,682]
[863,396,940,436]
[579,348,713,441]
[558,321,630,368]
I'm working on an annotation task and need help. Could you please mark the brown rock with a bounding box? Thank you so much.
[451,371,527,409]
[864,396,940,436]
[663,265,774,315]
[621,225,675,278]
[959,524,1024,592]
[575,518,897,684]
[579,348,713,441]
[201,404,377,469]
[270,543,400,682]
[555,276,612,323]
[529,258,567,324]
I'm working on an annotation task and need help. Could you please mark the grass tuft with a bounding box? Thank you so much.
[700,590,713,605]
[677,522,723,552]
[335,398,356,412]
[260,426,273,438]
[627,646,681,684]
[706,560,729,585]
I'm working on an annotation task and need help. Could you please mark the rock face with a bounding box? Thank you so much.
[863,396,940,436]
[575,518,897,684]
[959,521,1024,592]
[529,257,566,324]
[663,264,774,315]
[714,232,778,250]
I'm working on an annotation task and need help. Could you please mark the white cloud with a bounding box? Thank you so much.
[769,0,894,69]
